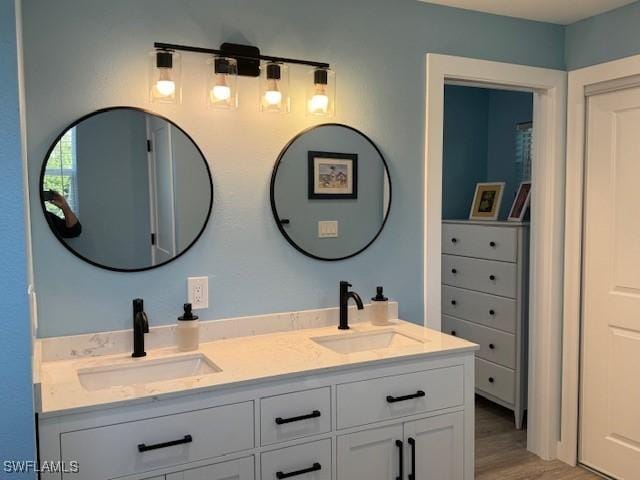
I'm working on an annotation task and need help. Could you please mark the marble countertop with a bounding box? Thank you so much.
[37,319,477,416]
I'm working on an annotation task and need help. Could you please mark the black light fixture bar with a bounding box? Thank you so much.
[154,42,330,70]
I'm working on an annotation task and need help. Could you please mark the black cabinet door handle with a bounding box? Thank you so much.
[408,437,416,480]
[451,268,458,274]
[451,330,457,336]
[395,440,404,480]
[489,343,495,350]
[489,241,496,247]
[276,462,321,479]
[275,410,321,425]
[489,274,496,281]
[489,309,495,316]
[489,377,495,383]
[387,390,426,403]
[451,300,457,305]
[451,237,457,243]
[138,434,192,452]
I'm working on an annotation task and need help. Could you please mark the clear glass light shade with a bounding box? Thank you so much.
[260,62,290,113]
[207,57,238,109]
[307,68,335,116]
[149,50,181,104]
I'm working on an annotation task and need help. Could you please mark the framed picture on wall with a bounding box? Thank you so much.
[469,182,505,221]
[308,151,358,199]
[508,181,532,222]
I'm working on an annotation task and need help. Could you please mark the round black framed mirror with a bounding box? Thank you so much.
[270,123,391,261]
[39,106,213,272]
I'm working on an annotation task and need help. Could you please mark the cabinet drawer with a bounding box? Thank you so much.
[336,366,464,429]
[442,254,517,298]
[476,358,515,405]
[60,402,254,480]
[169,456,254,480]
[442,315,516,369]
[442,285,517,333]
[260,387,331,446]
[443,223,517,262]
[261,439,331,480]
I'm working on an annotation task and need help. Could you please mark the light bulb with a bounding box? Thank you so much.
[309,85,329,114]
[155,68,175,97]
[211,83,231,102]
[265,89,283,105]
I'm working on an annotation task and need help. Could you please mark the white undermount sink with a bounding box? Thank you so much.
[77,353,222,391]
[311,329,426,354]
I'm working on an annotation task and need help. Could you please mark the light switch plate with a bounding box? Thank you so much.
[318,220,338,238]
[188,276,209,309]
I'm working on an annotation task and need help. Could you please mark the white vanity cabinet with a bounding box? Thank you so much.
[39,352,475,480]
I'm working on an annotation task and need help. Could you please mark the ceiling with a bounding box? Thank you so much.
[419,0,636,25]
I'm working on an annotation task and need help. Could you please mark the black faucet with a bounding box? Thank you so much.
[132,298,149,358]
[339,281,364,330]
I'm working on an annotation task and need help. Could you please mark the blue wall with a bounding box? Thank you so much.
[443,85,532,220]
[21,0,565,337]
[566,1,640,70]
[0,0,36,476]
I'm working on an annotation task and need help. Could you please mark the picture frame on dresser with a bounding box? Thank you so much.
[469,182,505,221]
[508,181,532,222]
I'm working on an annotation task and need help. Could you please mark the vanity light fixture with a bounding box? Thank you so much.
[260,62,290,113]
[151,42,332,113]
[208,56,238,109]
[307,67,335,116]
[149,49,181,104]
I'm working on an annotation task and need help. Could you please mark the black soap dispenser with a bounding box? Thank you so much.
[370,286,389,326]
[177,303,199,352]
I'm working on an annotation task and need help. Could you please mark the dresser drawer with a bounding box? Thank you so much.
[442,315,516,369]
[172,456,255,480]
[442,254,517,298]
[336,366,464,429]
[260,387,331,446]
[443,223,517,262]
[261,439,331,480]
[442,285,517,333]
[60,402,254,480]
[475,358,515,405]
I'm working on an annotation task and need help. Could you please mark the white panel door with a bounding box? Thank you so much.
[337,424,403,480]
[404,412,464,480]
[580,86,640,479]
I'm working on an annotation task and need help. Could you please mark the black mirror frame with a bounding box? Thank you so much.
[39,106,214,273]
[270,123,392,262]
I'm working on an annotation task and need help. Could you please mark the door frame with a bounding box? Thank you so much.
[558,52,640,466]
[424,54,567,460]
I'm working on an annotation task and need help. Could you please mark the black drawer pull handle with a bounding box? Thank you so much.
[451,300,457,305]
[489,241,496,247]
[387,390,426,403]
[408,437,416,480]
[396,440,404,480]
[275,410,321,425]
[451,268,458,274]
[138,434,192,452]
[489,274,496,281]
[276,462,321,479]
[489,309,495,316]
[489,377,495,383]
[451,237,458,243]
[489,343,495,350]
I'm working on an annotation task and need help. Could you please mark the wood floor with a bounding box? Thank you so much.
[475,396,602,479]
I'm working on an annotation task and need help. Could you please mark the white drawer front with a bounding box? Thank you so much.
[475,358,515,405]
[442,254,517,298]
[60,402,254,480]
[442,315,516,369]
[442,285,517,333]
[261,439,331,480]
[442,223,517,262]
[173,456,255,480]
[260,387,331,446]
[336,366,464,429]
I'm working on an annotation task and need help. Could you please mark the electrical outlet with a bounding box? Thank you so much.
[188,276,209,309]
[318,220,338,238]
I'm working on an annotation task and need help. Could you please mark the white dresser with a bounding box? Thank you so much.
[441,220,529,428]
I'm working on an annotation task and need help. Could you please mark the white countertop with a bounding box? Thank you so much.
[37,319,477,416]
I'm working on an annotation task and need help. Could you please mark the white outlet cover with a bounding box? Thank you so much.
[188,276,209,309]
[318,220,338,238]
